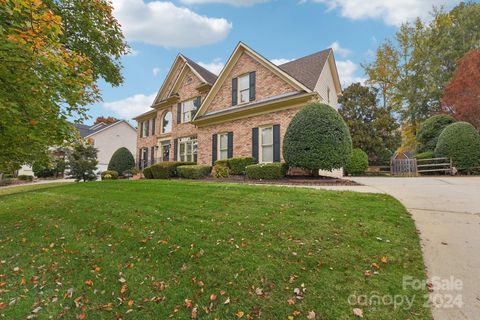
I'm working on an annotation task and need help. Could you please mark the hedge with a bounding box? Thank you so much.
[143,167,154,179]
[283,103,352,172]
[108,147,135,175]
[434,122,480,171]
[346,148,368,175]
[177,165,212,179]
[145,161,196,179]
[414,151,434,160]
[213,163,230,178]
[101,170,119,180]
[246,163,288,180]
[17,175,34,181]
[416,115,456,153]
[214,157,256,175]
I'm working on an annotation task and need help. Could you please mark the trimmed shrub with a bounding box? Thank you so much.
[17,175,34,181]
[214,157,256,175]
[143,167,154,179]
[146,161,196,179]
[177,165,212,179]
[246,163,288,180]
[101,170,119,180]
[283,103,352,173]
[414,151,434,160]
[0,178,12,186]
[434,122,480,171]
[417,115,456,153]
[108,147,135,176]
[213,163,230,178]
[346,148,368,175]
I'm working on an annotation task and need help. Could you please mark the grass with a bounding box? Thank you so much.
[0,180,431,319]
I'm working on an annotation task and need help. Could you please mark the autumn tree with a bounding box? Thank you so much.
[338,83,400,165]
[94,116,119,125]
[0,0,127,174]
[442,49,480,129]
[67,141,98,182]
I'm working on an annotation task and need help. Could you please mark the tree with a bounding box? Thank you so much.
[442,49,480,129]
[108,147,135,175]
[338,83,400,165]
[416,115,456,153]
[283,103,352,173]
[435,122,480,172]
[68,141,98,181]
[364,2,480,131]
[0,0,127,174]
[94,116,119,125]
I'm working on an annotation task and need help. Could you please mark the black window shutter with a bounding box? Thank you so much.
[145,120,150,137]
[177,103,182,124]
[273,124,280,162]
[151,118,156,135]
[232,77,238,106]
[151,146,155,164]
[144,147,148,163]
[173,138,178,161]
[212,134,217,165]
[252,127,259,162]
[227,132,233,158]
[249,72,256,101]
[140,122,143,138]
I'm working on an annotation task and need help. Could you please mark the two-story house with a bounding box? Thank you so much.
[134,42,342,169]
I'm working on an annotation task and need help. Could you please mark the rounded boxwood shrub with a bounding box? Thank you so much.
[147,161,196,179]
[215,157,256,175]
[108,147,135,176]
[213,163,230,178]
[177,165,212,179]
[434,122,480,171]
[246,163,288,180]
[143,167,153,179]
[416,115,456,153]
[101,170,119,180]
[283,103,352,173]
[346,148,368,175]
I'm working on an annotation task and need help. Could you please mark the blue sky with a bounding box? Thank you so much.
[87,0,463,125]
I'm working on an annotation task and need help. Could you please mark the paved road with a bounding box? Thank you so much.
[351,177,480,320]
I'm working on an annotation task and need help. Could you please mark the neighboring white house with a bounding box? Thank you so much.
[74,121,137,172]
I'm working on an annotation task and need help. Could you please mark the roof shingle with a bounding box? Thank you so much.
[182,56,218,85]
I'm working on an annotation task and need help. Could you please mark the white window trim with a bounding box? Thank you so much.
[161,111,172,134]
[217,132,229,160]
[178,136,198,163]
[259,125,274,164]
[237,73,250,105]
[181,99,195,123]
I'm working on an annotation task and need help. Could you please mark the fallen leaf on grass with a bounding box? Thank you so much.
[85,280,93,286]
[381,256,388,264]
[371,262,380,269]
[184,299,193,309]
[77,313,87,319]
[210,294,217,301]
[0,302,7,309]
[287,298,295,305]
[235,310,244,318]
[223,297,230,304]
[353,308,363,318]
[307,311,316,319]
[191,306,198,319]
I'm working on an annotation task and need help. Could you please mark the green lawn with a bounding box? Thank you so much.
[0,181,431,319]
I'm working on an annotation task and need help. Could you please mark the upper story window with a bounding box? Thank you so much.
[178,96,201,124]
[141,119,149,137]
[232,72,255,106]
[162,111,172,133]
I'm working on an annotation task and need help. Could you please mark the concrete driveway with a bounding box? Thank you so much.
[351,177,480,320]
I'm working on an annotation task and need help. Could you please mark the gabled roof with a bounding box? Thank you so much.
[73,121,135,138]
[278,49,331,90]
[181,55,217,85]
[193,42,312,119]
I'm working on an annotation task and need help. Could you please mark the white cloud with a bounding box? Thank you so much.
[111,0,232,47]
[103,93,156,119]
[309,0,458,26]
[152,67,161,77]
[329,41,351,57]
[180,0,269,6]
[270,58,294,65]
[197,59,225,75]
[336,60,366,87]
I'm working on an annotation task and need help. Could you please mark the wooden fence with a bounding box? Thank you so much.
[391,159,418,176]
[390,157,453,176]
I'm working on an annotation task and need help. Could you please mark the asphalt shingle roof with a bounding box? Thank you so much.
[73,122,114,138]
[278,48,331,90]
[182,56,218,85]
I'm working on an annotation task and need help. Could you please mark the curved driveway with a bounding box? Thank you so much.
[351,177,480,320]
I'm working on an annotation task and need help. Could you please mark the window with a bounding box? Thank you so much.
[238,74,250,104]
[182,99,195,123]
[179,137,197,162]
[141,120,149,137]
[260,126,273,163]
[218,133,229,160]
[162,111,172,133]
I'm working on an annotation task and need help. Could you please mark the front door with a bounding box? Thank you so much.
[161,141,170,162]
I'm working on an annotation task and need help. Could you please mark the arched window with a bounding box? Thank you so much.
[162,111,172,134]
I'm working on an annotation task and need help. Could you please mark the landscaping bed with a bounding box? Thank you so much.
[0,180,430,319]
[196,175,360,186]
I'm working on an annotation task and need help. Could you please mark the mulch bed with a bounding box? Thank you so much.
[196,175,360,186]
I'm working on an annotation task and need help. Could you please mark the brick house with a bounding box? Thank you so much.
[134,42,342,169]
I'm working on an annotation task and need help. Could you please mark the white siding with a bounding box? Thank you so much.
[89,122,137,172]
[313,60,339,109]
